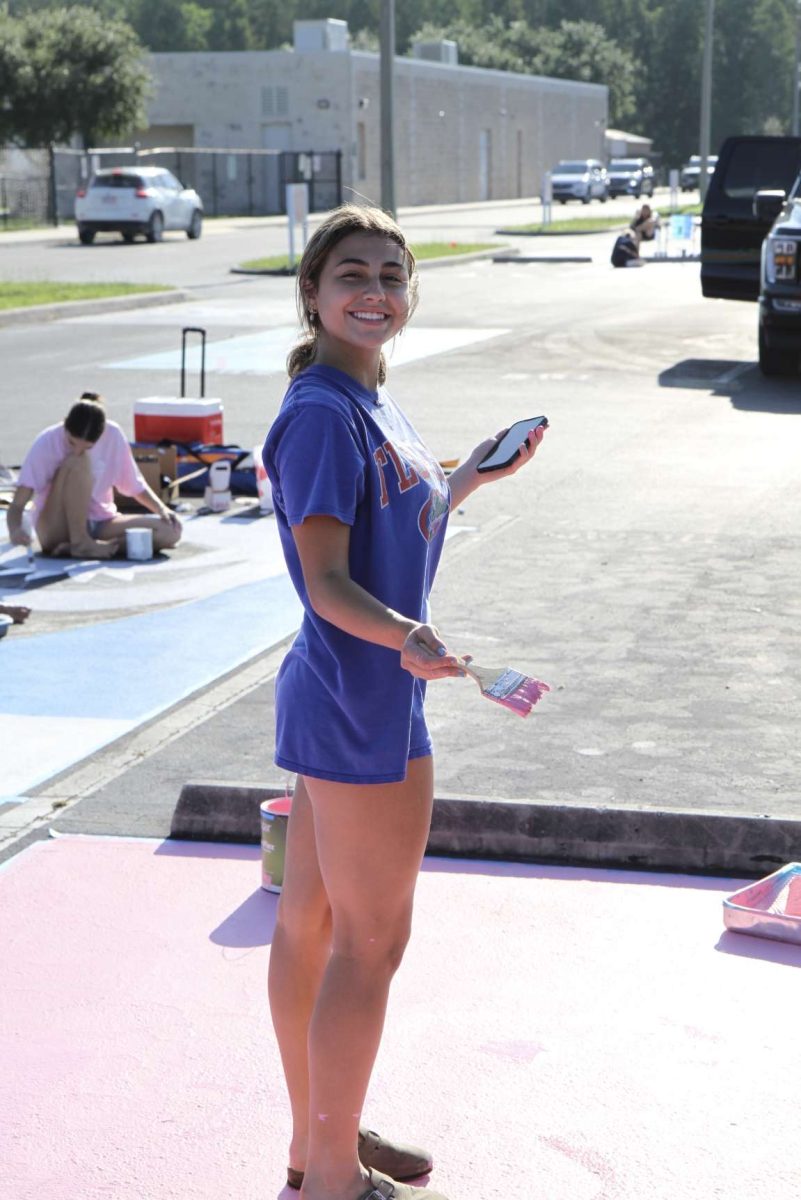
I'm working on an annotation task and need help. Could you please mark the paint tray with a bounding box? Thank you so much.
[723,863,801,945]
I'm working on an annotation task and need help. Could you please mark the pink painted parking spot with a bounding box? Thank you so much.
[1,836,799,1200]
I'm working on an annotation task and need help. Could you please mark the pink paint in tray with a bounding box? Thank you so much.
[723,863,801,944]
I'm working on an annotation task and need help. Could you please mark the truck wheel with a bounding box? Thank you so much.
[759,325,798,376]
[78,227,95,245]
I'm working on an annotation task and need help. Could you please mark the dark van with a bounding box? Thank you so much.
[701,135,801,302]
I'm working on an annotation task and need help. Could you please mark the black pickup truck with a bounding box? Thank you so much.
[701,135,801,374]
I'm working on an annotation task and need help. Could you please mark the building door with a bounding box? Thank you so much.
[479,129,492,201]
[262,123,292,213]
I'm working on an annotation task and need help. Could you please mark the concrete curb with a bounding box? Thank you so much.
[170,781,801,877]
[493,254,593,265]
[496,227,615,237]
[0,288,189,327]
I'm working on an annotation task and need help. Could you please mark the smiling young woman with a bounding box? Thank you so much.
[260,204,547,1200]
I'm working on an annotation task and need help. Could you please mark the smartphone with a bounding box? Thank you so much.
[476,416,549,473]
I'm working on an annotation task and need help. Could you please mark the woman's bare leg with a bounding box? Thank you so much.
[268,776,332,1175]
[298,755,434,1200]
[36,454,119,558]
[94,512,181,552]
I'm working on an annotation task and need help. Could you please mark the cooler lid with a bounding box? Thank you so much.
[134,397,224,416]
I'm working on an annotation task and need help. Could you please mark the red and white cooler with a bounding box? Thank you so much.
[134,397,224,444]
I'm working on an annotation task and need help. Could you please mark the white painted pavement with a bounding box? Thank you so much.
[106,325,510,377]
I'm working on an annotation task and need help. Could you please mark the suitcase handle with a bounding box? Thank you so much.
[181,327,206,398]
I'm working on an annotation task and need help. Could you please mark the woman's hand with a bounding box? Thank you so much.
[400,623,463,680]
[8,524,31,548]
[468,422,547,480]
[161,509,182,534]
[448,422,547,508]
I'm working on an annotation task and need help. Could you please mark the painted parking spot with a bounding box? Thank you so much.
[1,506,470,795]
[106,325,509,375]
[0,574,302,796]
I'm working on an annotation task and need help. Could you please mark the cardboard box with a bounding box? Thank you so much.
[115,444,178,512]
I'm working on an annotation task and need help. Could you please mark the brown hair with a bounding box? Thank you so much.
[287,203,419,385]
[64,393,106,444]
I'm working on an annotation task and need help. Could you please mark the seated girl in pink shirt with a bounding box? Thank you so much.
[7,393,182,559]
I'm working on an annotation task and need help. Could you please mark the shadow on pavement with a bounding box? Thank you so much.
[658,358,801,414]
[715,929,801,966]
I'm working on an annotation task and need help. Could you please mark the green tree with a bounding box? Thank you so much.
[0,11,25,144]
[3,7,150,148]
[409,15,636,127]
[205,0,252,50]
[129,0,213,52]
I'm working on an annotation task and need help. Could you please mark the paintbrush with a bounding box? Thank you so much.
[458,657,550,717]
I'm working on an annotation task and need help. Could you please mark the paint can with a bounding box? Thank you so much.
[253,444,274,514]
[125,528,153,560]
[261,796,292,893]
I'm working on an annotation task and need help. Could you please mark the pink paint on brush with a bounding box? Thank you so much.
[459,659,550,717]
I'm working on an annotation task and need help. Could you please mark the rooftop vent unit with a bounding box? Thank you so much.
[411,39,458,65]
[293,19,349,53]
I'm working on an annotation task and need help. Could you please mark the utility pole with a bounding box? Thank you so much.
[379,0,396,217]
[792,0,801,136]
[699,0,715,202]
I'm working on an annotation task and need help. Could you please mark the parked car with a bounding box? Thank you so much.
[701,135,801,374]
[74,166,204,244]
[607,157,655,199]
[549,160,609,204]
[680,154,718,191]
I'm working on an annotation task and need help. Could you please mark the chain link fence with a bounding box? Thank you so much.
[1,146,342,225]
[54,147,342,222]
[0,174,51,226]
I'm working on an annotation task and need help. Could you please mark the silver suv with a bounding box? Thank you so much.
[75,166,203,244]
[549,159,609,204]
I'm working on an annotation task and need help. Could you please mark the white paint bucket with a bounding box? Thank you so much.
[253,445,274,514]
[125,528,153,560]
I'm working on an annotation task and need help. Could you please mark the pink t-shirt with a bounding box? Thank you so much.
[18,421,147,523]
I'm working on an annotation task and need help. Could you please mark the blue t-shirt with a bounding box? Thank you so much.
[262,364,451,784]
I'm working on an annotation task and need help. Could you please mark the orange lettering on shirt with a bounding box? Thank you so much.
[384,441,420,494]
[373,445,390,508]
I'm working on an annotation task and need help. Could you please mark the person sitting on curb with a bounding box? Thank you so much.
[610,228,643,268]
[630,202,660,242]
[6,392,182,560]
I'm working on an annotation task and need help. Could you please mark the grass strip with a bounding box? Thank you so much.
[504,204,703,235]
[0,282,171,311]
[238,241,498,271]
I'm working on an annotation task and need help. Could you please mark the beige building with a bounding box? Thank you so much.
[146,19,608,211]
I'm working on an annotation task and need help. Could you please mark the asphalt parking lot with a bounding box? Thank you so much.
[3,198,801,861]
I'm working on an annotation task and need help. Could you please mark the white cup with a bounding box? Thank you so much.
[125,528,153,560]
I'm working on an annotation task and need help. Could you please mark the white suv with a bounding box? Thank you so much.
[75,166,203,244]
